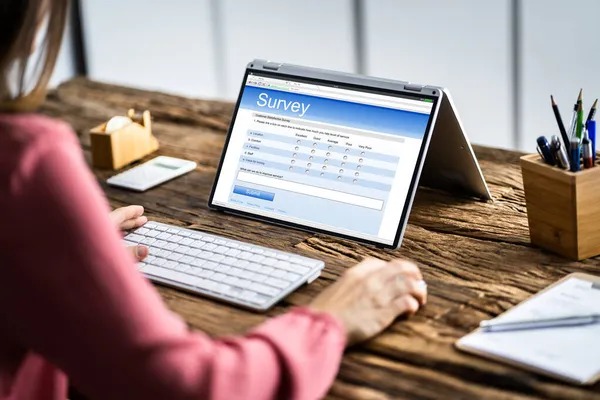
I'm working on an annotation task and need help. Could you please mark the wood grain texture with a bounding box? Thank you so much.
[39,78,600,399]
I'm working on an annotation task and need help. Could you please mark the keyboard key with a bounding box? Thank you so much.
[153,258,167,267]
[214,246,229,254]
[140,237,156,246]
[284,272,301,282]
[203,261,218,271]
[157,233,172,241]
[169,235,184,243]
[179,238,194,246]
[203,243,217,251]
[270,269,287,279]
[145,222,157,229]
[192,259,206,268]
[154,225,167,231]
[275,253,290,260]
[250,254,266,263]
[249,247,264,254]
[212,273,226,282]
[202,237,215,243]
[264,251,277,257]
[225,242,239,248]
[165,243,179,251]
[146,230,160,238]
[153,240,168,249]
[176,245,190,254]
[239,251,253,260]
[211,254,225,263]
[191,241,205,249]
[262,257,278,266]
[265,278,289,289]
[215,239,227,245]
[225,248,241,257]
[251,283,279,297]
[222,257,238,266]
[191,234,203,240]
[164,261,178,270]
[239,245,252,251]
[187,248,201,256]
[169,253,183,261]
[168,228,181,234]
[258,266,274,275]
[179,255,195,265]
[136,227,150,235]
[156,250,171,258]
[125,234,144,243]
[178,231,191,237]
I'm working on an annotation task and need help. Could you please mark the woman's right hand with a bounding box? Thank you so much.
[309,257,427,346]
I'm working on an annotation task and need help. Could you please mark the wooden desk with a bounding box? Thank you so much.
[41,79,600,399]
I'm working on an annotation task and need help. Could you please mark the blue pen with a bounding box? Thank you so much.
[588,120,596,161]
[570,137,581,172]
[536,136,556,166]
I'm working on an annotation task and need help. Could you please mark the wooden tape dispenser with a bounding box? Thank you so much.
[90,109,159,170]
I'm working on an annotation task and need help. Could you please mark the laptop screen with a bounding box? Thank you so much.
[210,71,436,246]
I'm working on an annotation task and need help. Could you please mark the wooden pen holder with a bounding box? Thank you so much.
[521,153,600,260]
[90,109,159,170]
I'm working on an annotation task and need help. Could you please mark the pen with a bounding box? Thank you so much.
[550,95,570,147]
[551,135,570,170]
[480,314,600,332]
[586,98,598,129]
[568,89,582,139]
[570,137,581,172]
[576,100,584,139]
[589,120,597,159]
[582,128,594,168]
[536,136,556,165]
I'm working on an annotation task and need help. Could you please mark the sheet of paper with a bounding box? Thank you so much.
[457,277,600,383]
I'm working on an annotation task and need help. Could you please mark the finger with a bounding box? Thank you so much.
[385,259,423,280]
[109,205,144,226]
[393,294,420,316]
[118,216,148,230]
[395,276,427,305]
[345,257,388,279]
[127,245,148,261]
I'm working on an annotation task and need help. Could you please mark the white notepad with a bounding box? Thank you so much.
[456,273,600,385]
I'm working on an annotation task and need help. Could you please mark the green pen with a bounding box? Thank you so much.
[576,101,584,139]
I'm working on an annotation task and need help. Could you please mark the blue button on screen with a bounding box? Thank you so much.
[233,185,275,201]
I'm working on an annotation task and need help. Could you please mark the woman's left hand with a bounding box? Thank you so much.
[109,205,148,231]
[110,205,149,261]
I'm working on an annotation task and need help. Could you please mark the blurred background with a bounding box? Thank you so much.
[51,0,600,152]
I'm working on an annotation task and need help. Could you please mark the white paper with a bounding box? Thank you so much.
[457,277,600,383]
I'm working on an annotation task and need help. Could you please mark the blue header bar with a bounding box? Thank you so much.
[239,86,430,139]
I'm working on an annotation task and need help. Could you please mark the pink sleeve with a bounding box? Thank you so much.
[1,133,346,400]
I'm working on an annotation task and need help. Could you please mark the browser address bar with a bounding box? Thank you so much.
[287,86,432,114]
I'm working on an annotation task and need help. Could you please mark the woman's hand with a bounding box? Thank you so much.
[109,205,149,261]
[309,257,427,346]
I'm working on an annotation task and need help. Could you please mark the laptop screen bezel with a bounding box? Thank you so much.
[208,66,441,249]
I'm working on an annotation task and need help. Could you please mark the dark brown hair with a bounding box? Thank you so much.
[0,0,69,111]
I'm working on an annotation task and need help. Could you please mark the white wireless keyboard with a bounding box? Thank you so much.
[124,221,325,311]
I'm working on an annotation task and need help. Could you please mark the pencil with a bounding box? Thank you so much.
[576,101,584,139]
[586,98,598,128]
[568,89,582,138]
[551,95,570,147]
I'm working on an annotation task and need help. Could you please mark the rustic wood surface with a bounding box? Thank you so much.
[41,78,600,400]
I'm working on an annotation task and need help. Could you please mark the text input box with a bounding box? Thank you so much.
[236,171,384,211]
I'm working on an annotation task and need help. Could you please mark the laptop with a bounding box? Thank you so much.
[208,60,491,250]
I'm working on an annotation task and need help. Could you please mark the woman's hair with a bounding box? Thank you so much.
[0,0,69,111]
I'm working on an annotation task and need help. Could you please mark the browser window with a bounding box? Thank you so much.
[212,72,435,245]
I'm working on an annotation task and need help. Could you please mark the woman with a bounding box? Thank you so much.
[0,1,427,399]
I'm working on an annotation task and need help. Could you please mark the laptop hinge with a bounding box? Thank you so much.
[404,83,424,92]
[263,62,281,71]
